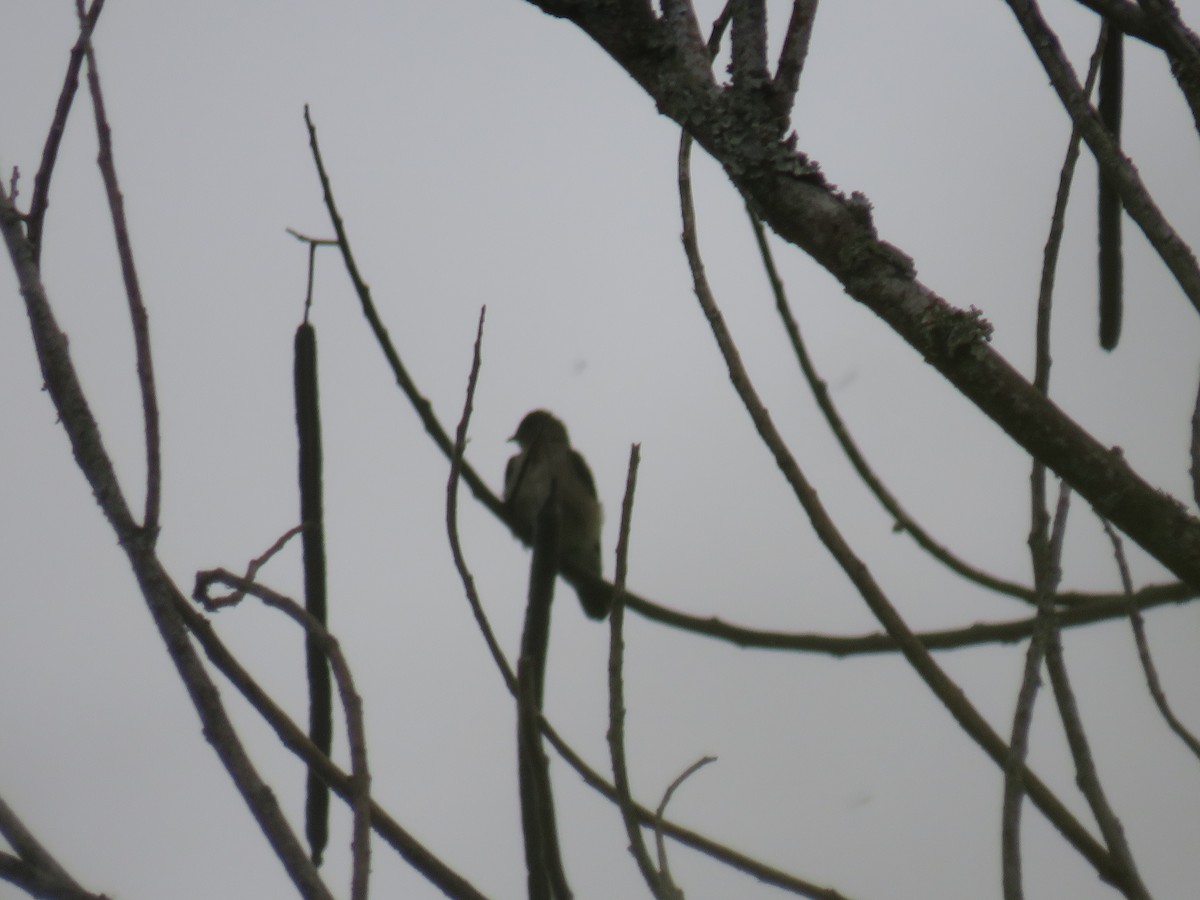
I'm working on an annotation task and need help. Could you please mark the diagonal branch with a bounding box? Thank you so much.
[517,0,1200,591]
[747,210,1034,602]
[1,172,333,900]
[677,128,1121,887]
[1006,0,1200,320]
[76,1,161,537]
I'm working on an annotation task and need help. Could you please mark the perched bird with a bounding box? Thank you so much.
[504,409,609,619]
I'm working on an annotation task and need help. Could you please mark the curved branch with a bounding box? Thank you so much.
[516,0,1200,591]
[677,127,1120,885]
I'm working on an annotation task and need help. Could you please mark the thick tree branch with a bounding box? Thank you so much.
[517,0,1200,591]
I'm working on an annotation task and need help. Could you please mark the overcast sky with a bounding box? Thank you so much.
[3,2,1200,898]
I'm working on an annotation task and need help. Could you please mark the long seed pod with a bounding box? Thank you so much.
[295,320,331,866]
[1098,27,1124,350]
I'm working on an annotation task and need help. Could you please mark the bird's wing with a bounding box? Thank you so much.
[568,449,597,499]
[504,451,525,504]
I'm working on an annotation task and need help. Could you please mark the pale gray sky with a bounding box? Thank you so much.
[2,2,1200,898]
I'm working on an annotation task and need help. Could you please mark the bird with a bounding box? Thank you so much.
[504,409,609,619]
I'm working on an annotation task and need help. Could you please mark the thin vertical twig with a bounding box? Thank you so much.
[445,308,518,693]
[75,0,161,538]
[1004,29,1107,898]
[608,445,672,897]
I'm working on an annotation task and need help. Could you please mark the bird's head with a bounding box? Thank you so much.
[509,409,569,448]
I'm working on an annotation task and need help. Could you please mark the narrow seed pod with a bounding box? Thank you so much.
[1098,30,1124,351]
[295,320,331,866]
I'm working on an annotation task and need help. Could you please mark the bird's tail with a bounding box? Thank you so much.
[567,570,612,620]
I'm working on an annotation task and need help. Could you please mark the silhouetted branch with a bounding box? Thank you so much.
[0,793,101,900]
[1039,500,1150,899]
[1006,0,1200,321]
[76,0,161,538]
[747,209,1034,602]
[181,573,485,897]
[26,0,105,263]
[654,756,716,897]
[772,0,818,119]
[678,125,1120,887]
[1,138,332,900]
[194,570,373,899]
[1102,520,1200,761]
[608,445,672,897]
[518,0,1200,589]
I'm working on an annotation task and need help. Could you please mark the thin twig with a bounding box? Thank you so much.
[1134,0,1200,134]
[654,756,716,894]
[0,793,90,896]
[629,580,1193,653]
[1005,0,1200,320]
[0,851,109,900]
[194,571,373,900]
[445,308,517,692]
[183,577,486,898]
[198,524,305,609]
[27,0,105,263]
[608,445,670,897]
[1005,34,1105,896]
[2,128,332,900]
[748,210,1035,603]
[1035,493,1151,900]
[76,0,161,538]
[1101,520,1200,761]
[678,127,1119,885]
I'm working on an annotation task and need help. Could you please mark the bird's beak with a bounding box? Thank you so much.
[507,433,518,443]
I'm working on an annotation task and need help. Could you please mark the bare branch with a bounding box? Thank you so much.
[730,0,769,89]
[1006,0,1200,323]
[1135,0,1200,134]
[1,161,331,900]
[1039,498,1151,899]
[772,0,818,119]
[26,0,105,262]
[748,210,1035,602]
[1007,34,1107,896]
[184,577,487,898]
[0,793,92,898]
[608,445,673,897]
[678,127,1120,886]
[1102,520,1200,761]
[76,0,161,538]
[0,851,108,900]
[654,756,716,895]
[194,571,373,900]
[519,0,1200,588]
[445,308,518,693]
